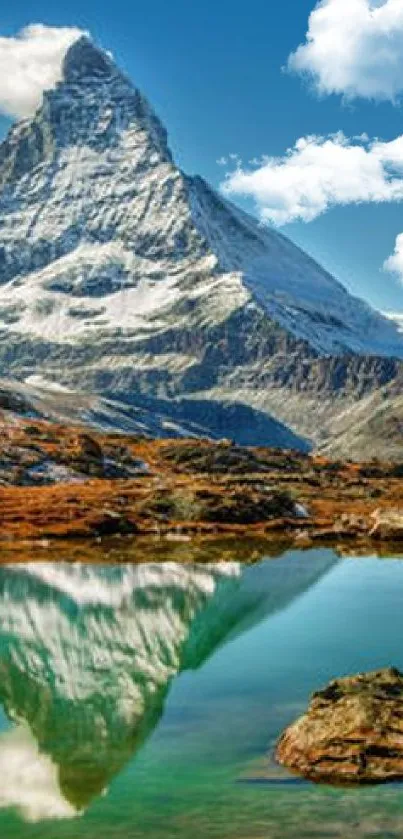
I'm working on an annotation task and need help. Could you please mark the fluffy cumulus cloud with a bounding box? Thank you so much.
[221,132,403,225]
[384,233,403,281]
[0,24,85,119]
[288,0,403,102]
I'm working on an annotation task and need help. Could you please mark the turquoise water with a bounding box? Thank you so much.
[1,549,403,837]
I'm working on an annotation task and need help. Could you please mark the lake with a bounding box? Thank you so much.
[1,548,403,838]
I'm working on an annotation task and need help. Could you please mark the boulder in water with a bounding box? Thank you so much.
[276,667,403,785]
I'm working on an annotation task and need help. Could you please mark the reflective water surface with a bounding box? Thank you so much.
[1,549,403,837]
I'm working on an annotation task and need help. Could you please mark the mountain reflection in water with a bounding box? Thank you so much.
[0,552,336,822]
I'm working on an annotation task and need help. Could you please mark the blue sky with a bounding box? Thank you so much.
[1,0,403,312]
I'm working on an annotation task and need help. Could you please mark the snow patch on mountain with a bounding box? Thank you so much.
[189,176,403,357]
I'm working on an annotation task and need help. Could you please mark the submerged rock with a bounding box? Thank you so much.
[276,667,403,785]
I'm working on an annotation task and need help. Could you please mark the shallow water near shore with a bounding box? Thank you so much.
[1,548,403,837]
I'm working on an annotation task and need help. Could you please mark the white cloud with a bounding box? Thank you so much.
[384,233,403,282]
[0,24,85,119]
[0,724,77,822]
[382,308,403,330]
[221,131,403,225]
[287,0,403,102]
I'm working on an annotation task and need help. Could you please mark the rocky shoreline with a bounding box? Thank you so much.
[0,414,403,553]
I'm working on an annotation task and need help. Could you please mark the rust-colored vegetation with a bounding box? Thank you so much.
[0,414,402,554]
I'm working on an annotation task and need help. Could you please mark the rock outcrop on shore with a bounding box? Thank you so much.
[370,509,403,542]
[276,668,403,785]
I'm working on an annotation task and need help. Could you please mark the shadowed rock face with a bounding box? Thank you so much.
[276,667,403,785]
[63,36,117,81]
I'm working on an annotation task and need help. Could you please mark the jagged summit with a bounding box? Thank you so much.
[62,35,120,83]
[0,40,402,451]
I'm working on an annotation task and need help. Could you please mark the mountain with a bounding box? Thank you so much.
[0,554,336,821]
[319,371,403,461]
[0,36,402,452]
[0,376,307,448]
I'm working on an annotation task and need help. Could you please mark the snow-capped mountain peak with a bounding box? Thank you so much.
[0,40,402,448]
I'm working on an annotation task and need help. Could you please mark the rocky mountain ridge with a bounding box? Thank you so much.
[0,36,402,453]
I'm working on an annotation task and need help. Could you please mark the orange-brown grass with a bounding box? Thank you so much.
[0,416,402,552]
